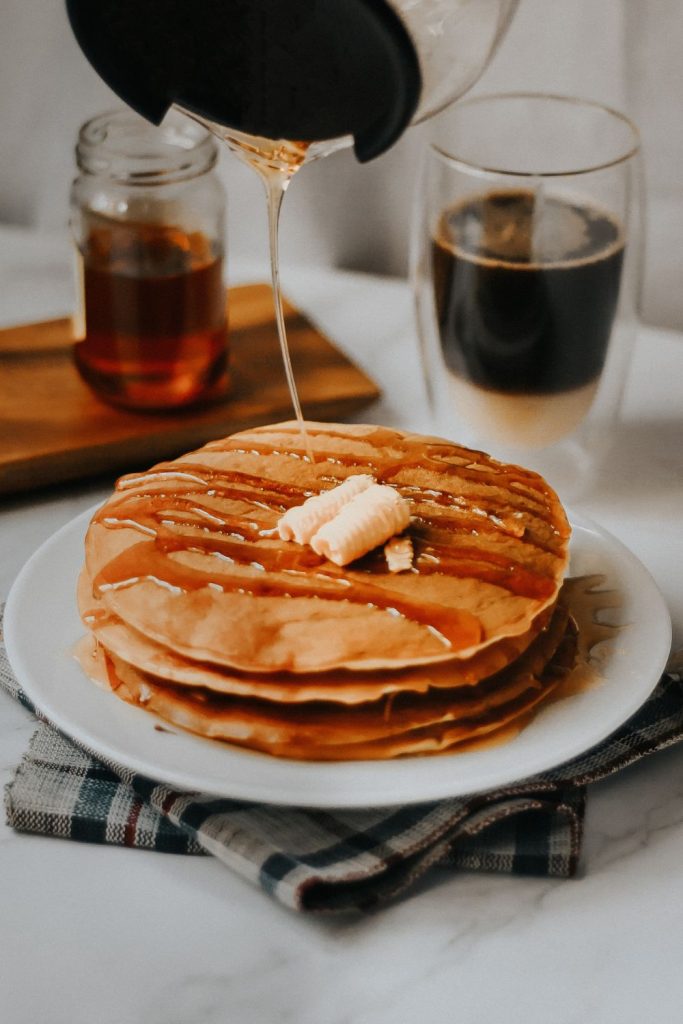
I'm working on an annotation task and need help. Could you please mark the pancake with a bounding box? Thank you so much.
[76,421,574,761]
[82,421,570,674]
[81,605,576,760]
[78,567,557,703]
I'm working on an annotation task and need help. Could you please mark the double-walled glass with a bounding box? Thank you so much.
[412,93,643,498]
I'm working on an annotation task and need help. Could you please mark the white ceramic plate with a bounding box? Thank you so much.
[5,507,672,807]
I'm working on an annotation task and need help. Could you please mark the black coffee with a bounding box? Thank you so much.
[431,190,625,395]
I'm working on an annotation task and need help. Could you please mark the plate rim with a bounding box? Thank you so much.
[4,505,673,807]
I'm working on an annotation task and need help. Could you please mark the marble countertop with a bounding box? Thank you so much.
[1,226,683,1024]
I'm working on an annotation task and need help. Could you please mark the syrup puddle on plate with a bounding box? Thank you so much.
[555,572,624,700]
[444,574,625,755]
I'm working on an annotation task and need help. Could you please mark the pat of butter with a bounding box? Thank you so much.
[277,474,374,545]
[310,484,411,567]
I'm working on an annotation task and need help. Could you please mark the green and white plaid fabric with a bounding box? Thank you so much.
[2,612,682,913]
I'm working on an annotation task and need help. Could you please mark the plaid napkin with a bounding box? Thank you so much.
[3,610,682,913]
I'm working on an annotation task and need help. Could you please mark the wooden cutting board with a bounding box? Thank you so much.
[0,283,380,496]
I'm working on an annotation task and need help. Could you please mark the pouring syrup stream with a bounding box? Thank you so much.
[179,111,349,463]
[261,157,312,462]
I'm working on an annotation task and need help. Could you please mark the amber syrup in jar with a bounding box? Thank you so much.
[71,110,228,411]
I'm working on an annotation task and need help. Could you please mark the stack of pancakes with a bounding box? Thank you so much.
[77,422,575,760]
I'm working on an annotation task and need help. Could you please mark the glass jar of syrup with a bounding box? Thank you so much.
[71,109,228,411]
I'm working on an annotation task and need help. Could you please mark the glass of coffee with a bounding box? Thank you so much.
[412,93,642,497]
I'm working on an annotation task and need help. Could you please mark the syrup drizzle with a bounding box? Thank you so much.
[91,429,570,654]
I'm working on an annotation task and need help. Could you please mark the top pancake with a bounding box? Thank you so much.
[82,421,570,673]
